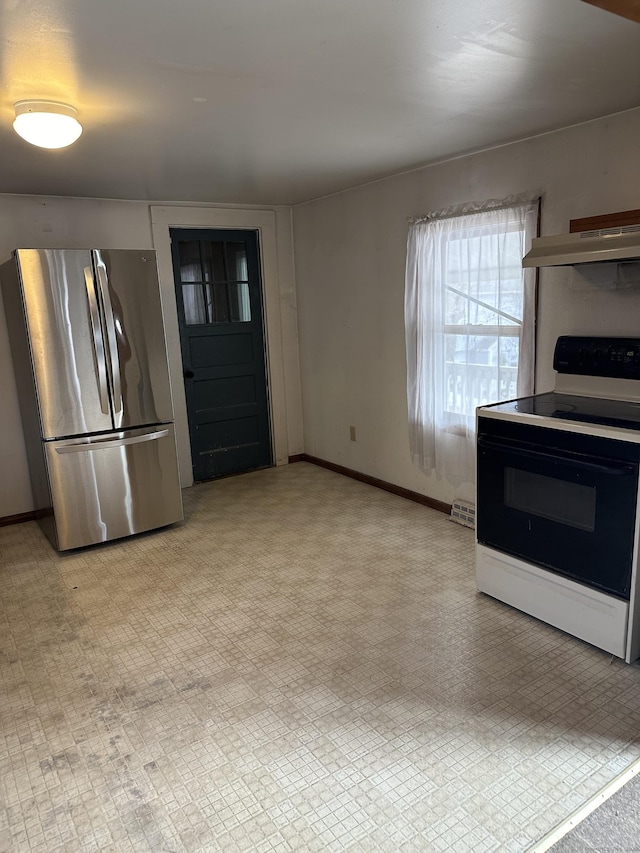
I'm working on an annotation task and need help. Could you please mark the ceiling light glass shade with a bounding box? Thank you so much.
[13,100,82,149]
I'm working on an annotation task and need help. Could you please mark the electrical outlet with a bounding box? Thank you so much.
[349,425,357,442]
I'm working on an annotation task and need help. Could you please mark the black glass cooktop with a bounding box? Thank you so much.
[483,392,640,431]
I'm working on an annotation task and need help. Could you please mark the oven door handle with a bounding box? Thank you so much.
[477,435,636,476]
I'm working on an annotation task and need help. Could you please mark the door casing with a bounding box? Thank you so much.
[151,205,293,489]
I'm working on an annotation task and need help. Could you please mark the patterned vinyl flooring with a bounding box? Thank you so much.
[1,461,639,852]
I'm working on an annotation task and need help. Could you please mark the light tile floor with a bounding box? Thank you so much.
[1,462,640,852]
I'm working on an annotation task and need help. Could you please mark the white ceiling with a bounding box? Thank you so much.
[1,0,640,206]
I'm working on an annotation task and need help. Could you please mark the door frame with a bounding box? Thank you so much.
[151,206,289,488]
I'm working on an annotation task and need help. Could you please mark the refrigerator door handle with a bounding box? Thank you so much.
[54,428,170,454]
[93,251,122,414]
[83,265,110,414]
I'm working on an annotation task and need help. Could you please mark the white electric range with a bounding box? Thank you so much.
[476,336,640,662]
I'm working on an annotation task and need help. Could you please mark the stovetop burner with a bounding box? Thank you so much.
[524,399,577,417]
[488,391,640,431]
[478,336,640,434]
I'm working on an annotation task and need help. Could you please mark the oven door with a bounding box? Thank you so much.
[477,417,640,599]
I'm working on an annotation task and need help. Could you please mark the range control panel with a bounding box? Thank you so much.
[554,336,640,379]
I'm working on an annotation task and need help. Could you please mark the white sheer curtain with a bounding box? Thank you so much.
[405,195,539,488]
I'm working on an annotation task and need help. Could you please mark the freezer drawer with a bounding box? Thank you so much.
[45,424,183,550]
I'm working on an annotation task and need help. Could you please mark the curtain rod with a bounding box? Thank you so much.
[409,192,540,225]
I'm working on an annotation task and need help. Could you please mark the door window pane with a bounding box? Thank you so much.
[178,241,202,283]
[182,284,211,325]
[212,282,230,323]
[225,243,248,282]
[229,281,251,322]
[179,239,253,324]
[202,242,226,282]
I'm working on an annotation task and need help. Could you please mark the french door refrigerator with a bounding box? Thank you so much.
[1,248,183,550]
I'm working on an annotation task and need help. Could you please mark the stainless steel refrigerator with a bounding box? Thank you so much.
[1,248,183,550]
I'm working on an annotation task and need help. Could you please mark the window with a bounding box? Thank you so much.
[177,239,251,325]
[405,197,538,487]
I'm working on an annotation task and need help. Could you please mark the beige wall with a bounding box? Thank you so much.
[292,107,640,505]
[0,195,303,518]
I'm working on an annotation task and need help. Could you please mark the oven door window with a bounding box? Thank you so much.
[505,468,596,532]
[477,421,639,599]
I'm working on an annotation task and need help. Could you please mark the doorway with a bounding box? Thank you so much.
[170,228,272,481]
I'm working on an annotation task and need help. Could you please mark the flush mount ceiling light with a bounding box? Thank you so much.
[13,100,82,149]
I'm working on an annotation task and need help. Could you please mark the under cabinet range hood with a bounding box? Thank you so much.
[522,224,640,268]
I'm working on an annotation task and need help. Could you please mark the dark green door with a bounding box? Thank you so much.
[171,228,272,481]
